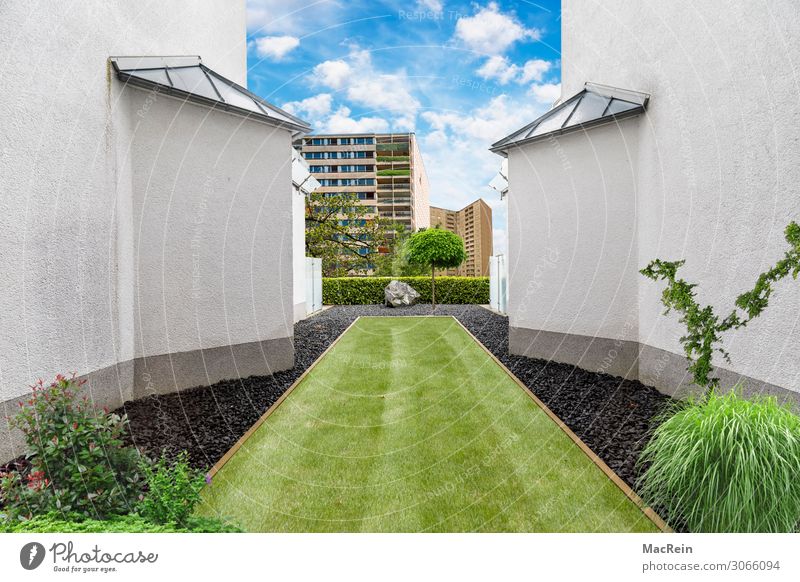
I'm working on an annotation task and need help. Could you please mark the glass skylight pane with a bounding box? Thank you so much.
[566,92,610,126]
[528,99,579,137]
[253,101,299,125]
[114,56,200,71]
[606,98,640,115]
[128,68,171,86]
[167,67,219,101]
[208,74,263,114]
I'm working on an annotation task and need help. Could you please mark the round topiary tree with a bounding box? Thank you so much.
[405,227,467,308]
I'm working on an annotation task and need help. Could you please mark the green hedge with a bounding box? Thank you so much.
[323,277,489,305]
[0,513,241,533]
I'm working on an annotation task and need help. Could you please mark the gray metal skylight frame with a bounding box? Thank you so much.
[490,82,650,155]
[110,56,311,134]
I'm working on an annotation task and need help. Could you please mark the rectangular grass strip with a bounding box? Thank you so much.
[198,317,660,532]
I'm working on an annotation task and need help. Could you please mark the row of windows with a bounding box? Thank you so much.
[318,178,375,186]
[310,165,370,173]
[331,206,376,214]
[308,137,374,145]
[303,151,371,159]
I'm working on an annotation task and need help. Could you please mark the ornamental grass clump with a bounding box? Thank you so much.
[637,390,800,532]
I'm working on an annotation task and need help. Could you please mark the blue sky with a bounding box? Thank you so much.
[246,1,562,253]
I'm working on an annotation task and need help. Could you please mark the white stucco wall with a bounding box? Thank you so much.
[293,187,308,322]
[508,120,641,343]
[125,94,294,360]
[508,0,800,396]
[0,0,306,448]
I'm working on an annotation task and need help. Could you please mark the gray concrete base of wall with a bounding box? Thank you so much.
[509,326,800,409]
[1,336,294,463]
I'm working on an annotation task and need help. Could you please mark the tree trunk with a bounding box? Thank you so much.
[431,263,436,311]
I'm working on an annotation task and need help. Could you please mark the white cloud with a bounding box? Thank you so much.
[519,59,551,84]
[477,56,519,85]
[530,82,561,104]
[312,59,351,90]
[418,94,547,249]
[253,35,300,60]
[416,0,443,11]
[247,0,342,34]
[454,2,541,55]
[283,93,333,120]
[477,56,553,86]
[423,94,544,143]
[322,107,390,133]
[311,48,420,130]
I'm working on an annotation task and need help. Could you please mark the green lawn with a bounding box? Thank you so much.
[198,317,658,532]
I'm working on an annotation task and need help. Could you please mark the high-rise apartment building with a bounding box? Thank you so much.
[430,199,493,277]
[299,133,430,233]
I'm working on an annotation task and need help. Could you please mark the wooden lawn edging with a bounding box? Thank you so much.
[206,317,362,479]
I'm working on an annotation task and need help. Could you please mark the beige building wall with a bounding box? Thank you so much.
[430,199,493,276]
[410,135,431,230]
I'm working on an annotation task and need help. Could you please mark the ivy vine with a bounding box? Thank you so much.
[640,221,800,391]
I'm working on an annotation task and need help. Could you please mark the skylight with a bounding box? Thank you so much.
[490,83,649,154]
[110,56,311,134]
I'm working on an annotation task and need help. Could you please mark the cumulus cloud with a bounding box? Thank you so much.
[477,56,553,86]
[477,56,519,85]
[283,93,334,120]
[311,48,420,130]
[518,59,551,84]
[253,35,300,60]
[247,0,342,34]
[416,0,443,11]
[454,2,541,55]
[530,82,561,105]
[312,59,351,90]
[423,94,545,143]
[322,107,390,133]
[418,94,547,241]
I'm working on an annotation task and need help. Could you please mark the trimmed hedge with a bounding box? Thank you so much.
[0,513,241,533]
[323,277,489,305]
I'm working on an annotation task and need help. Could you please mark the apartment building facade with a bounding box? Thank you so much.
[430,199,493,277]
[299,133,430,233]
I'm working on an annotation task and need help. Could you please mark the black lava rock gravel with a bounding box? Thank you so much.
[119,305,674,487]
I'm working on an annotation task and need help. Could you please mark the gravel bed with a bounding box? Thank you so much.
[118,304,673,488]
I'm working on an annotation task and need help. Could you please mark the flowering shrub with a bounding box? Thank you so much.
[137,451,206,525]
[1,374,142,520]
